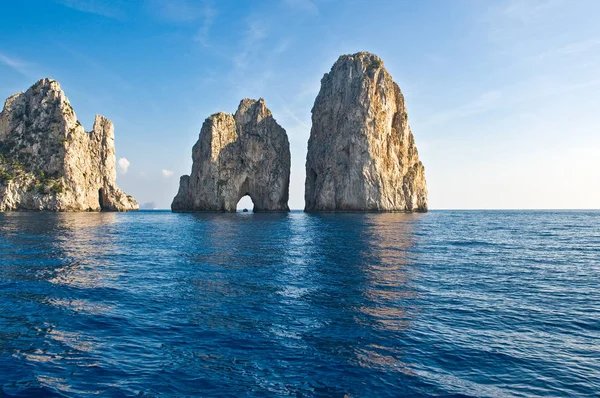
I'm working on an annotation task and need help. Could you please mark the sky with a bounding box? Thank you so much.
[0,0,599,210]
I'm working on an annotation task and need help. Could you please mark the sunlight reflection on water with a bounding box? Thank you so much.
[0,210,599,396]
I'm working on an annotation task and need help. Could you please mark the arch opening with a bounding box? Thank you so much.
[236,194,254,213]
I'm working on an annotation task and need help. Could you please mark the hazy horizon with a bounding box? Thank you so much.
[1,0,599,210]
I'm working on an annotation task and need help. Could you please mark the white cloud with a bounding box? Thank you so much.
[118,157,130,174]
[161,169,174,177]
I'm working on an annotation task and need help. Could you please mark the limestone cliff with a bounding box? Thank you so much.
[304,52,428,212]
[172,99,290,212]
[0,78,138,211]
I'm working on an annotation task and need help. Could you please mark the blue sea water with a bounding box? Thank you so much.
[0,210,598,397]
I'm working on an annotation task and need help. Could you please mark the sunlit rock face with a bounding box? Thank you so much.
[172,98,290,212]
[0,78,138,211]
[304,52,428,212]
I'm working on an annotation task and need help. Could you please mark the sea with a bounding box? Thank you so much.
[0,210,598,397]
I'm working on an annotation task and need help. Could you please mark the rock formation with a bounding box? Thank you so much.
[172,98,290,212]
[0,78,138,211]
[304,52,428,212]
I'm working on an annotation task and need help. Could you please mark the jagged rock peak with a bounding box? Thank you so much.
[304,51,428,212]
[336,51,385,65]
[172,98,290,212]
[0,78,138,211]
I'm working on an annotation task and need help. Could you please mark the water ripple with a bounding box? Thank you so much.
[0,210,599,396]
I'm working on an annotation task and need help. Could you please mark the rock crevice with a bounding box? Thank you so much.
[172,98,290,212]
[304,52,428,212]
[0,78,138,211]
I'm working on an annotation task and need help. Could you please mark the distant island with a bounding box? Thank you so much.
[140,202,158,210]
[0,52,427,213]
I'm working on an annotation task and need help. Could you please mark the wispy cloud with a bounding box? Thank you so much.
[193,4,217,47]
[55,0,125,19]
[234,19,268,70]
[275,94,311,129]
[423,76,600,128]
[57,43,163,113]
[423,90,504,126]
[480,0,567,45]
[57,43,131,90]
[161,169,174,177]
[148,0,217,46]
[223,16,299,101]
[149,0,212,22]
[528,38,600,61]
[0,52,40,79]
[499,0,564,23]
[0,52,30,76]
[274,38,292,54]
[283,0,318,15]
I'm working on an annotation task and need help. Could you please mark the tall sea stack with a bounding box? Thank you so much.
[304,52,428,212]
[0,78,138,211]
[172,98,290,212]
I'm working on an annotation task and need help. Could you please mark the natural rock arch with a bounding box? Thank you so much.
[235,178,254,209]
[172,99,290,212]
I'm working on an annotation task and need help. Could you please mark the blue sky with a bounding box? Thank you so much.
[1,0,599,209]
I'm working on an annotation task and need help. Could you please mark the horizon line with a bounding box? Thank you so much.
[138,208,600,212]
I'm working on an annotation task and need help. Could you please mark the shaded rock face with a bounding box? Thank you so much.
[172,99,290,212]
[305,52,428,212]
[0,78,138,211]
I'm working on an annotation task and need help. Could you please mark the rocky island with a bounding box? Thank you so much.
[0,78,138,211]
[304,52,428,212]
[172,98,290,212]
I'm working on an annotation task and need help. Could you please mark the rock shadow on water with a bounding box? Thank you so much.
[272,212,426,394]
[302,212,422,320]
[168,210,428,395]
